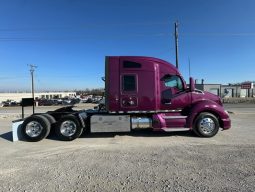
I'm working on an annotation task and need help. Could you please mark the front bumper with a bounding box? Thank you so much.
[222,118,231,129]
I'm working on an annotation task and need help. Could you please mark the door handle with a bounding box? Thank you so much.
[164,102,172,105]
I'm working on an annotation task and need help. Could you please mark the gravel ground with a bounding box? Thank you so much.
[0,104,255,191]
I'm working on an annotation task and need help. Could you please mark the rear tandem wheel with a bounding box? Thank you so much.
[55,114,84,141]
[21,115,51,142]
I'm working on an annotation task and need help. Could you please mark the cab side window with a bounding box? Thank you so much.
[164,75,183,91]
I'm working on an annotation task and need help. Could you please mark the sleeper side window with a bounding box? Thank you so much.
[122,75,136,92]
[123,61,142,68]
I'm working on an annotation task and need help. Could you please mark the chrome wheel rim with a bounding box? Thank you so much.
[60,120,77,137]
[25,121,43,137]
[199,117,215,134]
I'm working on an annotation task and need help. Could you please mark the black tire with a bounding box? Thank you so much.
[21,115,51,142]
[55,115,83,141]
[40,113,56,137]
[192,124,202,137]
[40,113,56,124]
[193,112,219,137]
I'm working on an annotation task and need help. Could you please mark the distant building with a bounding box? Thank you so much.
[195,84,255,98]
[0,92,76,102]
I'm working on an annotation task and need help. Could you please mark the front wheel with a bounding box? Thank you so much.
[55,115,83,141]
[193,112,219,137]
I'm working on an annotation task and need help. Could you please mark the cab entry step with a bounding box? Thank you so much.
[90,115,131,133]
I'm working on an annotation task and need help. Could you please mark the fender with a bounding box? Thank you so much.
[54,105,76,112]
[186,100,230,129]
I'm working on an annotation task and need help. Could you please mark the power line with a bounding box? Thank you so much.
[0,33,167,41]
[181,32,255,36]
[0,22,169,32]
[0,76,28,80]
[1,32,255,42]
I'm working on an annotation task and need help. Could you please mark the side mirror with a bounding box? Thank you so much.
[161,89,172,104]
[189,77,195,92]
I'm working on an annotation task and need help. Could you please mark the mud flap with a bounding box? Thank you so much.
[12,119,24,142]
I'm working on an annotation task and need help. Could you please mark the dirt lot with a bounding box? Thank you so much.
[0,104,255,191]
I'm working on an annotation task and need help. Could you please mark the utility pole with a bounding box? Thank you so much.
[174,21,179,69]
[28,64,37,99]
[28,64,37,113]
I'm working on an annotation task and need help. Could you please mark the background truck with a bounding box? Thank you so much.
[18,56,231,142]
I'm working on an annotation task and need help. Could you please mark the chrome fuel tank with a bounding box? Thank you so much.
[131,117,152,129]
[90,115,130,133]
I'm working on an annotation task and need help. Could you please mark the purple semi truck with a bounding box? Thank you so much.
[19,56,231,142]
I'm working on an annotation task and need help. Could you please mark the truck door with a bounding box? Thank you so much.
[160,74,190,111]
[160,75,191,127]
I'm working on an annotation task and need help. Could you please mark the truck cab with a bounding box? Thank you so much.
[105,56,230,134]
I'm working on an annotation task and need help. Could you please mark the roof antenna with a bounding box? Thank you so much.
[174,21,179,69]
[188,57,191,77]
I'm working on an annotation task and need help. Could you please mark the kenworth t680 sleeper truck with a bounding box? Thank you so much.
[18,56,231,141]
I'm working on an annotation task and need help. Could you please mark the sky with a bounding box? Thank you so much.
[0,0,255,92]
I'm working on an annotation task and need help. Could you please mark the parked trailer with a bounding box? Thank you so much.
[17,56,231,142]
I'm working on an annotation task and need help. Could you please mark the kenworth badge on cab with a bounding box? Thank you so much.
[17,56,231,141]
